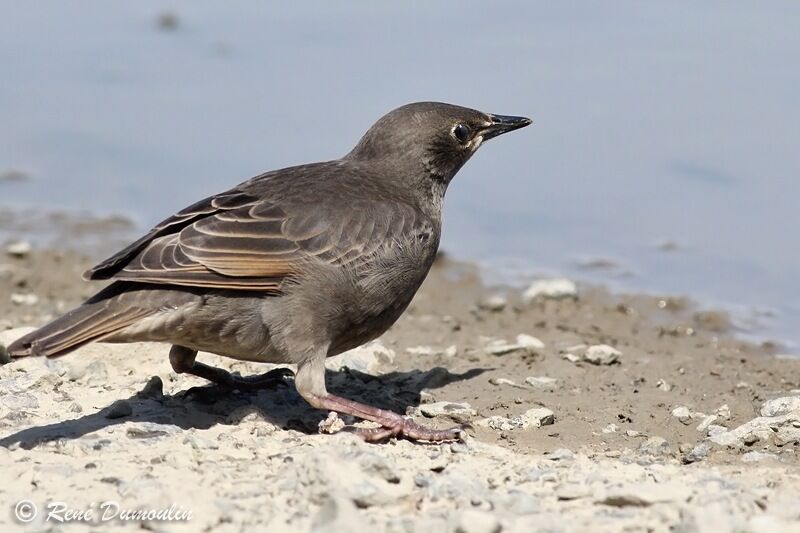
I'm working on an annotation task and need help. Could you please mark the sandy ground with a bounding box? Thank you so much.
[2,245,800,532]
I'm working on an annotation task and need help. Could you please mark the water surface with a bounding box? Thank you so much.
[1,2,798,347]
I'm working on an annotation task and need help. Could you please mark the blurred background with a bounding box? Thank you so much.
[1,2,797,347]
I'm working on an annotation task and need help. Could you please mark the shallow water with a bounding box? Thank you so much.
[1,2,798,348]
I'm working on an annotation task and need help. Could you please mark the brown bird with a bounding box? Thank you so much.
[8,102,531,441]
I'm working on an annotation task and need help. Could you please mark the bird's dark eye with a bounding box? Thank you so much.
[452,123,471,143]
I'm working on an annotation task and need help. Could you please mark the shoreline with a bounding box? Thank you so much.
[2,246,800,530]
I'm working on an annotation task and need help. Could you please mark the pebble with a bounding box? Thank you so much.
[760,396,800,417]
[104,399,133,419]
[524,376,558,389]
[656,378,672,392]
[583,344,621,365]
[319,412,346,434]
[639,437,671,456]
[417,401,477,419]
[525,407,555,427]
[741,451,778,463]
[477,407,554,431]
[522,278,577,302]
[478,295,507,312]
[326,341,396,374]
[5,240,32,258]
[696,415,718,433]
[706,425,728,437]
[602,424,618,434]
[683,442,711,463]
[546,448,574,461]
[485,334,545,356]
[10,293,38,306]
[671,406,692,423]
[406,345,457,357]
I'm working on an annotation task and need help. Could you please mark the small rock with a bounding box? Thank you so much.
[478,295,507,312]
[760,396,800,417]
[741,451,778,463]
[626,429,642,437]
[656,378,672,392]
[546,448,574,461]
[417,401,476,419]
[523,278,577,302]
[524,407,555,427]
[524,376,558,389]
[696,415,718,432]
[602,423,618,434]
[715,404,731,419]
[561,352,581,363]
[639,436,671,456]
[706,424,728,437]
[327,340,395,374]
[583,344,621,365]
[671,406,692,423]
[406,345,457,358]
[5,240,32,258]
[319,412,346,434]
[683,442,711,463]
[455,509,501,533]
[489,377,522,388]
[126,423,177,439]
[10,293,38,306]
[104,400,133,419]
[485,334,544,356]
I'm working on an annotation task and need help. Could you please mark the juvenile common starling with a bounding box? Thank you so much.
[8,102,531,442]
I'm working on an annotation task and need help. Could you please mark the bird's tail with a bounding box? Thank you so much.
[6,282,154,359]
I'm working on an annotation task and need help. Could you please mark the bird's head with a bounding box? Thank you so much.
[346,102,532,186]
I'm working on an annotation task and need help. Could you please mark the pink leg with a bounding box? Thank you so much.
[309,393,465,443]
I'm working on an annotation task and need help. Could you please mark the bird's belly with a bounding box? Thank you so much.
[325,242,438,356]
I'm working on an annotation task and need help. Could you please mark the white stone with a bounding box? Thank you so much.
[709,410,800,447]
[484,334,544,356]
[760,396,800,417]
[524,376,558,389]
[672,406,691,419]
[583,344,621,365]
[522,278,577,302]
[602,423,618,434]
[417,402,476,418]
[696,415,718,432]
[479,295,507,312]
[10,293,38,306]
[523,407,555,427]
[741,451,778,463]
[5,240,31,257]
[326,340,395,374]
[715,404,731,419]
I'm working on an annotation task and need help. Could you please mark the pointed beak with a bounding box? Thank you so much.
[482,114,532,140]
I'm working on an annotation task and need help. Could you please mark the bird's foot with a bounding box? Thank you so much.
[311,394,465,443]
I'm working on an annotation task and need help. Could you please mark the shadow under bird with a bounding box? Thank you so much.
[8,102,531,442]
